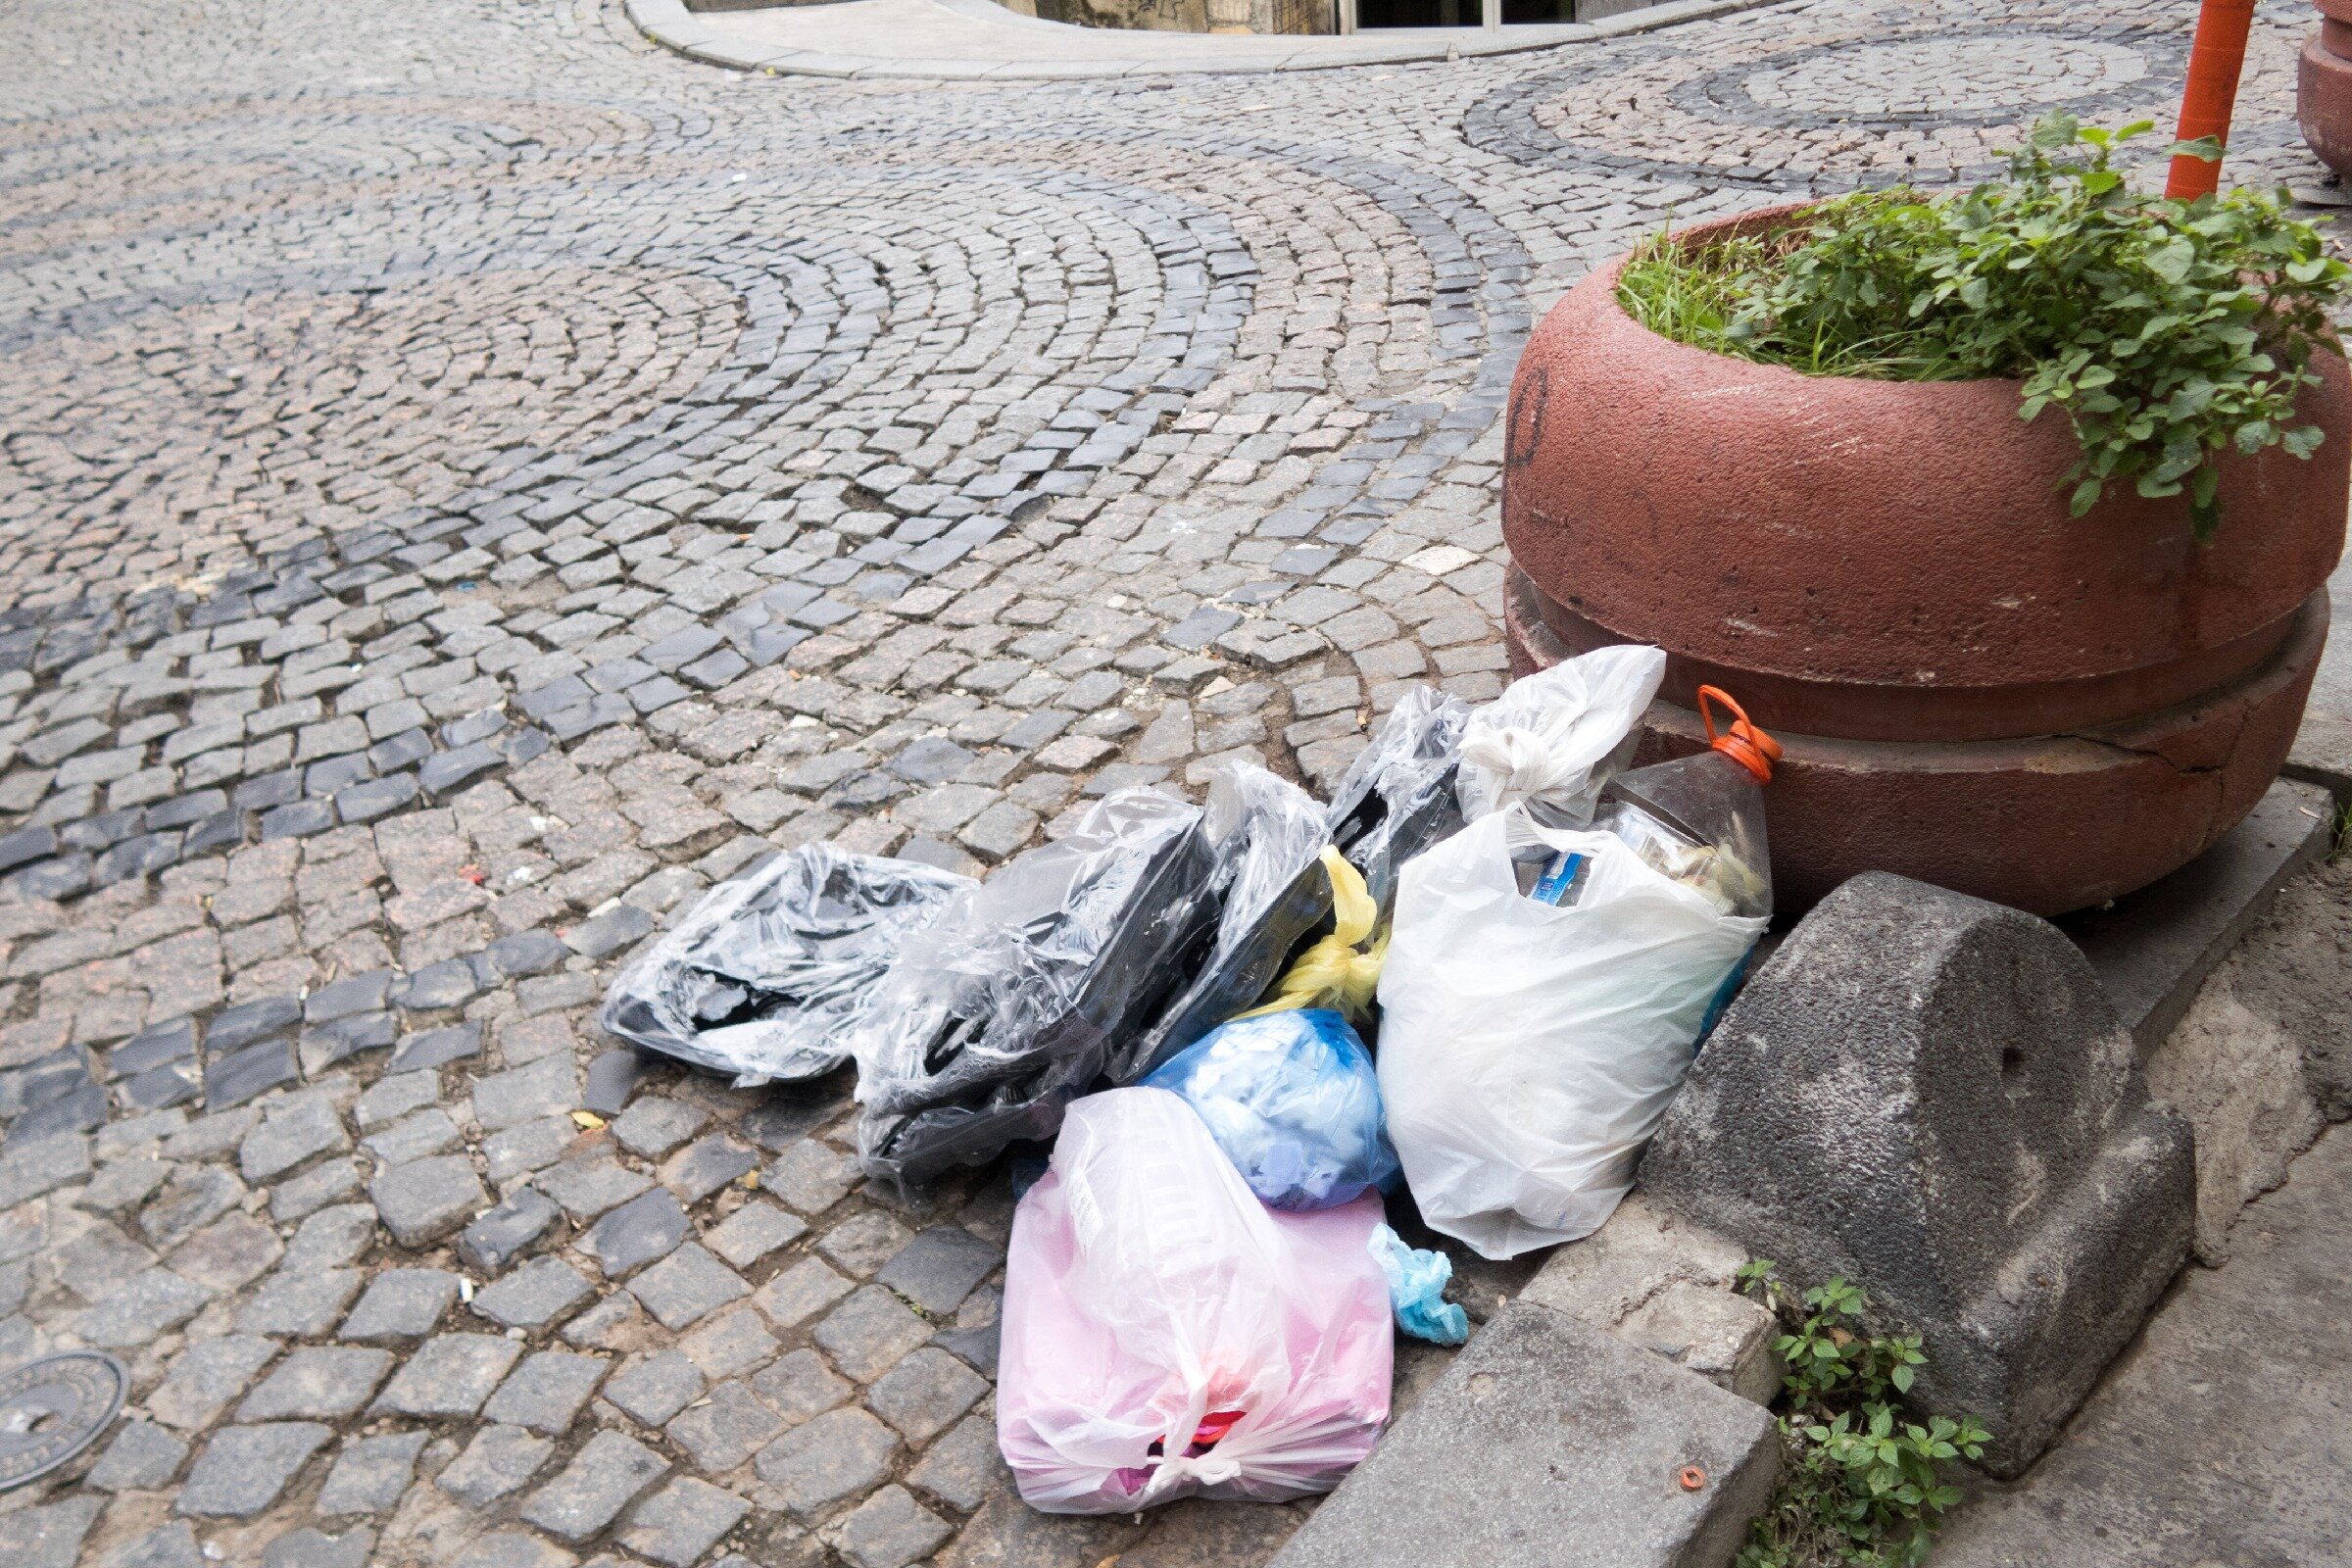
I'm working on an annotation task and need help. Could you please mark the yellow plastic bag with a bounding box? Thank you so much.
[1237,847,1386,1025]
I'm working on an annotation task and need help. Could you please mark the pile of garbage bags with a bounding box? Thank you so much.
[601,640,1783,1517]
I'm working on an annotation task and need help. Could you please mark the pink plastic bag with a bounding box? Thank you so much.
[998,1087,1394,1514]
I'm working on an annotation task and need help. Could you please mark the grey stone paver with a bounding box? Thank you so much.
[139,1171,241,1252]
[449,1534,572,1568]
[481,1350,611,1435]
[168,1210,284,1292]
[459,1185,563,1272]
[621,1476,753,1568]
[815,1285,936,1384]
[280,1203,378,1273]
[239,1092,350,1182]
[817,1210,915,1280]
[237,1346,396,1420]
[705,1200,808,1269]
[666,1378,785,1474]
[89,1421,190,1492]
[755,1406,901,1523]
[752,1348,854,1431]
[239,1266,366,1336]
[682,1304,779,1379]
[0,2,2328,1565]
[258,1528,371,1568]
[361,1107,460,1165]
[534,1154,654,1220]
[470,1054,579,1131]
[832,1484,954,1568]
[866,1348,988,1445]
[753,1257,856,1332]
[372,1333,524,1417]
[471,1255,594,1329]
[75,1267,212,1348]
[368,1154,488,1248]
[339,1267,461,1343]
[612,1097,709,1157]
[583,1186,690,1277]
[102,1523,204,1568]
[177,1422,333,1516]
[906,1413,1011,1513]
[604,1349,708,1428]
[519,1429,669,1544]
[148,1336,280,1431]
[875,1225,1000,1315]
[0,1497,102,1568]
[630,1243,749,1329]
[316,1431,430,1515]
[662,1132,758,1203]
[437,1425,558,1510]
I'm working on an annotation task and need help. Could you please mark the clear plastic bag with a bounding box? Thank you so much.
[1324,685,1472,922]
[1454,644,1666,828]
[998,1087,1393,1514]
[599,844,973,1086]
[1140,1007,1399,1211]
[1376,808,1767,1259]
[853,791,1223,1190]
[1110,763,1331,1084]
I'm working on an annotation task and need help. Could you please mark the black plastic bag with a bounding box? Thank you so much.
[854,790,1222,1190]
[1325,684,1471,919]
[601,844,973,1085]
[1108,761,1332,1084]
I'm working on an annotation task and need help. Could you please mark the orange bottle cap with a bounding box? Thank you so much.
[1697,685,1781,785]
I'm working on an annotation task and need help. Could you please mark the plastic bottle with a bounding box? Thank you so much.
[1525,685,1779,920]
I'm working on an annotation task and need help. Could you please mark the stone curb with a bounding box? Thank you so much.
[2061,776,2335,1056]
[1269,1301,1781,1568]
[623,0,1787,79]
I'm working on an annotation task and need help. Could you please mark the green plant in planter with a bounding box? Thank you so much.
[1732,1261,1990,1568]
[1617,114,2352,539]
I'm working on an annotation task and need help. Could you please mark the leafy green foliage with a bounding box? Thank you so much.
[1615,115,2351,538]
[1733,1262,1991,1568]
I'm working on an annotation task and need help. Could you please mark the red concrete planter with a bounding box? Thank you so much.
[1500,210,2349,915]
[2303,0,2352,179]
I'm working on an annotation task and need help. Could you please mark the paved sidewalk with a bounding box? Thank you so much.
[0,0,2342,1564]
[1939,1119,2352,1567]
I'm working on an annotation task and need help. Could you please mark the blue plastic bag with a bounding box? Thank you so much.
[1141,1008,1401,1211]
[1368,1223,1469,1346]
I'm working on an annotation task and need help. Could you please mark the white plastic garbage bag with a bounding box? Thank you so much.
[1454,643,1666,825]
[997,1088,1393,1513]
[1376,808,1765,1258]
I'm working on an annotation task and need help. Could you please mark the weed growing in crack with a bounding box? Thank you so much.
[1733,1261,1990,1568]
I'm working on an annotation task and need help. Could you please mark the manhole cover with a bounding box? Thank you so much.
[0,1352,126,1488]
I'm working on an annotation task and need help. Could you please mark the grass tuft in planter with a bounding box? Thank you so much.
[1618,114,2352,538]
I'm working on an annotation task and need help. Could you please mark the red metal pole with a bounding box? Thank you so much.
[2166,0,2260,199]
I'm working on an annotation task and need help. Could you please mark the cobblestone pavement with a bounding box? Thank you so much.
[0,1,2331,1565]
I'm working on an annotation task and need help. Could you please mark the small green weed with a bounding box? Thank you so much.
[1733,1262,1990,1568]
[1616,114,2351,539]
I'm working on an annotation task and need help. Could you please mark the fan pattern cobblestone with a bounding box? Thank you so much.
[0,0,2324,1564]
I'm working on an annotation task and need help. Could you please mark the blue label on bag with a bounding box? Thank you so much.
[1529,851,1586,906]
